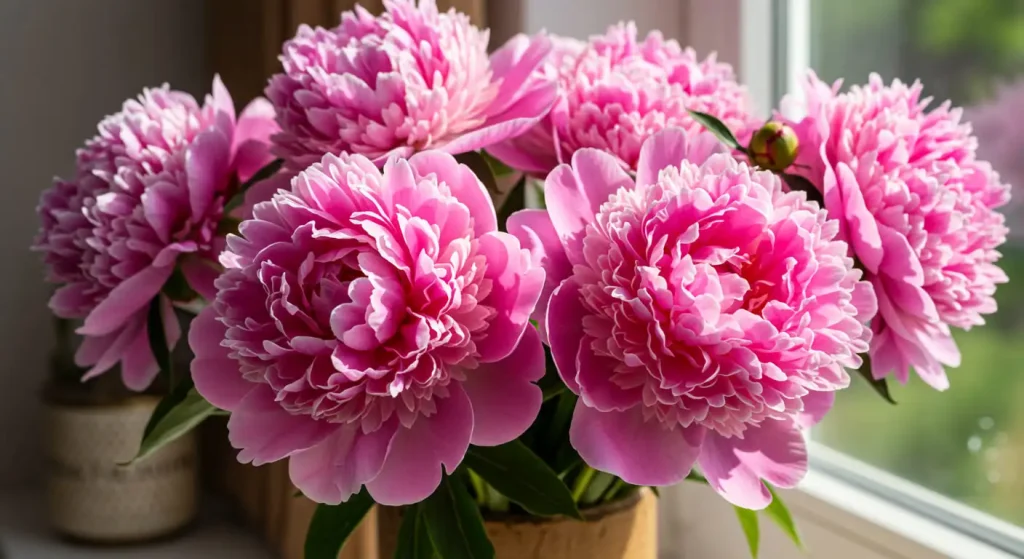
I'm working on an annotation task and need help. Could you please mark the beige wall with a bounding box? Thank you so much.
[0,0,207,487]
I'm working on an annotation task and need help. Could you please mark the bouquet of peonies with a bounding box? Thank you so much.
[34,1,1009,557]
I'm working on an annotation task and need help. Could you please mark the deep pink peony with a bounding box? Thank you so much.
[508,129,875,509]
[489,23,761,175]
[783,72,1010,390]
[190,150,546,506]
[34,77,278,390]
[266,0,557,170]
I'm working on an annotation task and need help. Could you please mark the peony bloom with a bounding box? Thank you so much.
[966,80,1024,242]
[34,77,278,390]
[266,0,557,170]
[488,22,761,175]
[508,129,875,509]
[783,72,1010,390]
[190,150,546,506]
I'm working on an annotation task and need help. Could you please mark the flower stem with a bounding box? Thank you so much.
[571,466,598,503]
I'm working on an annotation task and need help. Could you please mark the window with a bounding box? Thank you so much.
[779,0,1024,532]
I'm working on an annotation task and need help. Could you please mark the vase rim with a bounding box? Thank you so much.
[481,488,646,525]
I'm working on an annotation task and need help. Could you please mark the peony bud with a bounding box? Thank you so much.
[748,121,799,172]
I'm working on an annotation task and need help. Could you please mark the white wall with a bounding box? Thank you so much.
[0,0,207,487]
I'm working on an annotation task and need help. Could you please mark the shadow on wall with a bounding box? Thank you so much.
[0,0,207,488]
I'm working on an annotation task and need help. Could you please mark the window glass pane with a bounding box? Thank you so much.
[809,0,1024,526]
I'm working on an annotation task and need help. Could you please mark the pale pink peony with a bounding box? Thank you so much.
[783,72,1010,390]
[266,0,557,171]
[508,129,875,509]
[190,150,546,506]
[489,23,761,175]
[34,77,278,390]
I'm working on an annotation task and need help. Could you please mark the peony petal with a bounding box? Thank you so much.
[190,307,250,411]
[187,128,233,218]
[238,172,293,219]
[408,151,497,235]
[119,329,160,391]
[474,232,545,363]
[439,116,550,156]
[570,404,705,486]
[366,383,474,506]
[576,339,642,411]
[699,419,807,510]
[209,74,236,123]
[506,209,572,338]
[486,33,553,116]
[228,385,335,466]
[78,265,174,337]
[794,390,834,429]
[463,327,544,446]
[289,420,398,505]
[546,279,586,393]
[180,255,222,301]
[635,128,691,187]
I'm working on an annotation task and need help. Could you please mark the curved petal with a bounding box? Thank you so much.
[506,209,572,338]
[463,327,544,446]
[187,127,233,218]
[366,383,474,506]
[636,128,691,188]
[570,404,705,486]
[546,279,586,393]
[289,420,398,505]
[794,390,834,429]
[180,255,222,301]
[238,172,293,220]
[439,115,551,156]
[209,74,236,123]
[576,338,642,411]
[228,385,335,466]
[474,231,545,363]
[833,162,883,273]
[190,307,250,411]
[698,419,807,510]
[78,324,138,382]
[408,151,497,235]
[119,329,160,391]
[78,264,174,336]
[233,97,278,175]
[486,33,553,117]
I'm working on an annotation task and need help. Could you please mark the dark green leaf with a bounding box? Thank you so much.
[142,376,194,440]
[465,441,582,519]
[781,173,825,208]
[455,151,499,196]
[481,150,515,178]
[495,175,526,231]
[734,506,761,558]
[421,474,495,559]
[649,486,660,498]
[394,505,437,559]
[224,158,284,212]
[146,298,171,382]
[857,355,897,405]
[126,387,216,465]
[685,470,707,484]
[304,489,375,559]
[688,109,745,152]
[764,486,803,550]
[538,346,566,402]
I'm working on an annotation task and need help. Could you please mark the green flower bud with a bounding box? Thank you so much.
[748,121,799,172]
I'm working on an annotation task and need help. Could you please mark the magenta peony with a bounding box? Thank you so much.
[488,22,761,175]
[190,150,546,506]
[34,77,278,390]
[266,0,557,170]
[783,72,1010,390]
[508,129,875,509]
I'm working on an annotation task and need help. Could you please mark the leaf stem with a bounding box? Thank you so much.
[571,466,598,503]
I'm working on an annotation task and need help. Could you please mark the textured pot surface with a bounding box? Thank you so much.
[44,396,198,543]
[378,488,657,559]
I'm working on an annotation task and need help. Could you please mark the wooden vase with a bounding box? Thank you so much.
[377,489,657,559]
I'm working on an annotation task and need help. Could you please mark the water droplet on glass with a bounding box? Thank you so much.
[968,435,983,453]
[987,470,1002,484]
[979,417,995,430]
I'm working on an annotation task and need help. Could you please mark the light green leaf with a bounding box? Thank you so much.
[734,506,761,558]
[304,489,375,559]
[421,474,495,559]
[765,486,803,550]
[127,387,216,465]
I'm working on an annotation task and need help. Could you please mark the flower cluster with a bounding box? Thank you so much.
[35,77,277,389]
[783,72,1010,390]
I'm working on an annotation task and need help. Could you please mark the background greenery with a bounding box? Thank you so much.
[810,0,1024,527]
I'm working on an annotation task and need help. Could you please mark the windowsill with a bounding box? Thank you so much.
[0,488,272,559]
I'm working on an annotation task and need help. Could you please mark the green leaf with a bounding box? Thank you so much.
[126,387,216,465]
[455,151,500,195]
[141,376,194,440]
[685,471,707,484]
[764,486,803,550]
[146,298,171,382]
[649,486,660,498]
[394,504,437,559]
[421,474,495,559]
[734,506,761,558]
[304,489,375,559]
[481,150,515,178]
[464,441,582,519]
[688,109,745,152]
[224,158,284,212]
[857,355,897,405]
[781,173,825,207]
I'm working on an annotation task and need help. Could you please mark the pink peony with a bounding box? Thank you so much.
[489,23,761,175]
[508,129,875,509]
[266,0,557,171]
[783,72,1010,390]
[34,77,278,390]
[966,80,1024,242]
[190,150,546,506]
